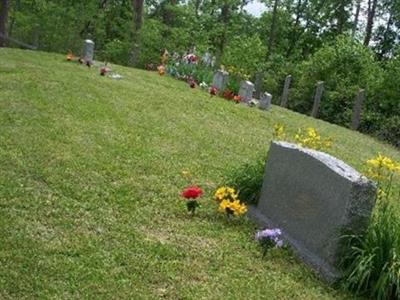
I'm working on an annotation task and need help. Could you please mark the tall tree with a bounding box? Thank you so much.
[352,0,361,38]
[0,0,9,47]
[266,0,279,60]
[364,0,378,46]
[131,0,144,66]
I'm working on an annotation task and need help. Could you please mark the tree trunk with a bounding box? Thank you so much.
[80,0,108,38]
[266,0,279,61]
[194,0,201,18]
[378,10,394,59]
[130,0,144,67]
[351,0,361,38]
[363,0,378,46]
[215,1,229,68]
[0,0,9,47]
[336,0,346,34]
[285,0,303,57]
[286,0,329,58]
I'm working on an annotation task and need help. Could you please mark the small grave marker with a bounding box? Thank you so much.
[238,80,254,104]
[83,39,95,64]
[212,70,229,91]
[259,92,272,110]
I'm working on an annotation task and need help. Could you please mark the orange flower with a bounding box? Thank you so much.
[233,95,241,103]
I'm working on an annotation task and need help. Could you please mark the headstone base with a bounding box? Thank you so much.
[248,205,340,283]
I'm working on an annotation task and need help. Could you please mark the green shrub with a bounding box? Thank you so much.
[98,39,131,65]
[340,196,400,300]
[376,116,400,148]
[224,159,265,205]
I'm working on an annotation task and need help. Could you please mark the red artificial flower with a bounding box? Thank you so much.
[181,186,203,199]
[209,86,218,96]
[100,66,108,76]
[188,79,196,88]
[223,89,234,100]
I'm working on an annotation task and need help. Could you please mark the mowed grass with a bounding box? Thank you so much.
[1,48,399,300]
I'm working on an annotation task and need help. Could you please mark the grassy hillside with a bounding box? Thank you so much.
[1,48,399,299]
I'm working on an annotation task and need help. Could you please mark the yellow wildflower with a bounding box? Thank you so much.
[273,123,286,140]
[365,154,399,182]
[294,127,333,151]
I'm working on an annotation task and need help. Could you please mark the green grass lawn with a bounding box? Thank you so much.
[1,48,399,299]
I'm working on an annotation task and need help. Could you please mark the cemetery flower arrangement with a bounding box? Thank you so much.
[157,65,166,76]
[66,50,74,61]
[214,187,238,202]
[188,78,196,88]
[223,89,234,100]
[100,66,110,76]
[209,86,218,96]
[233,95,241,103]
[181,185,203,215]
[214,187,247,217]
[255,228,283,257]
[199,82,208,90]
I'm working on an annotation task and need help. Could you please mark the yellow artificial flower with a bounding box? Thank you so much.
[214,186,238,202]
[218,199,247,216]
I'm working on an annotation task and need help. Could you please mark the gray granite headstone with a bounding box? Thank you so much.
[212,70,229,91]
[238,80,254,104]
[259,92,272,110]
[248,141,376,282]
[83,39,95,63]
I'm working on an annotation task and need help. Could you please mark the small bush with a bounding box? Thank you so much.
[224,159,265,205]
[340,197,400,300]
[376,116,400,148]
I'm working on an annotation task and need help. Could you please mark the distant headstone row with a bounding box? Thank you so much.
[212,70,272,111]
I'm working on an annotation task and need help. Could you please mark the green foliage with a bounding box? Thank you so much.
[341,198,400,300]
[222,35,265,76]
[224,159,265,205]
[138,19,164,66]
[290,36,382,126]
[375,116,400,148]
[98,39,131,65]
